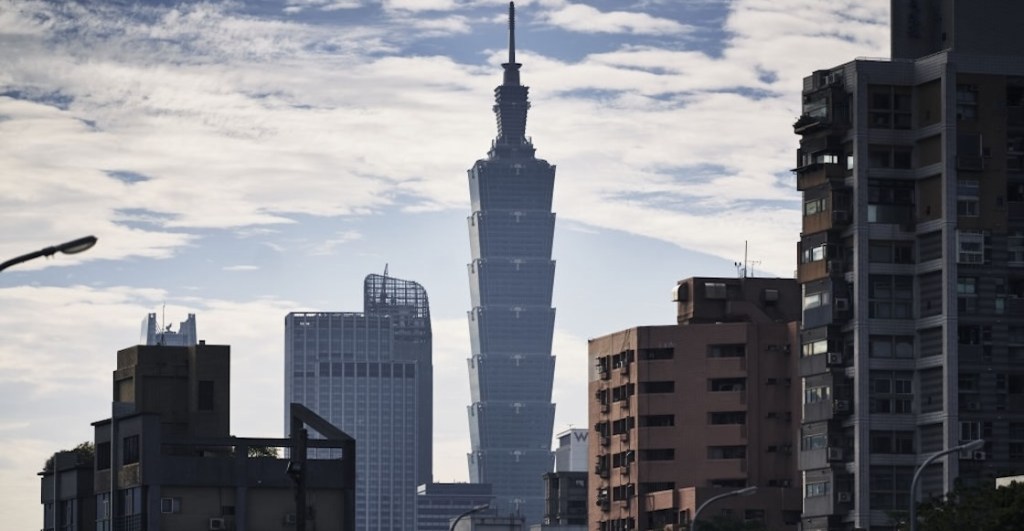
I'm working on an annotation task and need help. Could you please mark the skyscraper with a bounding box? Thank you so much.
[141,312,197,346]
[793,2,1024,529]
[466,3,557,524]
[285,273,431,531]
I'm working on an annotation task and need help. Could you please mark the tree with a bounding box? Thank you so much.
[42,441,95,472]
[247,445,280,458]
[916,480,1024,531]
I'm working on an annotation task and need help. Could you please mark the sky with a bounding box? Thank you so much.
[0,0,889,527]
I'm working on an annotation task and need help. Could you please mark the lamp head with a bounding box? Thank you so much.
[736,486,758,496]
[58,236,97,255]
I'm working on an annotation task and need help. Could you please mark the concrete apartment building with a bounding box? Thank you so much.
[793,1,1024,529]
[43,342,355,531]
[588,277,803,531]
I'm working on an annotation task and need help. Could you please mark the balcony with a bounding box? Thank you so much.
[795,162,846,191]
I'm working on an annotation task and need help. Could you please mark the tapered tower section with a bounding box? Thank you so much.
[466,3,556,525]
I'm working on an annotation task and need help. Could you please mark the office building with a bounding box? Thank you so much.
[554,428,588,473]
[286,273,431,531]
[465,3,557,525]
[141,312,196,346]
[793,2,1024,529]
[416,483,494,531]
[589,277,803,531]
[43,342,355,531]
[530,471,587,531]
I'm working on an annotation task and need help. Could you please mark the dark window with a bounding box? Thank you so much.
[96,442,111,470]
[639,347,674,360]
[405,363,416,378]
[123,435,140,465]
[639,448,675,461]
[369,362,379,377]
[709,411,747,425]
[708,344,746,358]
[198,380,215,411]
[709,378,746,392]
[639,381,675,394]
[639,415,675,427]
[708,446,747,459]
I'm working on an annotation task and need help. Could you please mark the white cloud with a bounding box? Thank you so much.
[537,1,694,35]
[222,264,260,271]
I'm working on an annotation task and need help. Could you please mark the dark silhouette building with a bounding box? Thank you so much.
[416,482,494,531]
[465,2,557,525]
[42,342,355,531]
[793,1,1024,529]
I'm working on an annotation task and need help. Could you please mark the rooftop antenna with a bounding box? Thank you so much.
[508,1,516,65]
[733,241,749,278]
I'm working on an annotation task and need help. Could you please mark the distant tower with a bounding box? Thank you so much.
[465,2,557,525]
[142,312,197,346]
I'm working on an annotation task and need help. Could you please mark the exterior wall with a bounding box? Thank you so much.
[40,452,95,531]
[541,472,586,526]
[589,277,801,531]
[554,429,588,473]
[465,9,556,525]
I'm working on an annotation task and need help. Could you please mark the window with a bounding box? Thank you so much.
[708,344,745,358]
[705,282,727,299]
[639,381,675,394]
[870,431,915,454]
[803,290,829,310]
[870,335,914,358]
[198,380,215,411]
[868,180,914,224]
[958,230,985,264]
[801,243,828,264]
[869,241,914,263]
[122,435,140,465]
[801,433,828,451]
[640,449,675,461]
[804,197,827,216]
[869,466,913,509]
[160,497,181,514]
[958,180,980,217]
[709,378,746,392]
[708,412,747,425]
[869,145,913,169]
[802,339,828,357]
[639,347,674,360]
[805,481,829,498]
[708,446,747,459]
[957,84,978,121]
[869,85,912,129]
[96,442,111,470]
[869,275,913,319]
[639,414,675,427]
[1010,233,1024,266]
[870,371,913,414]
[804,385,831,404]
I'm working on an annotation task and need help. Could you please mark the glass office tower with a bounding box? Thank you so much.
[465,3,556,525]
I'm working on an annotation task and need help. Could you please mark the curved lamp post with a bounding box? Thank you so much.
[449,504,490,531]
[691,486,757,531]
[908,439,984,531]
[0,236,98,272]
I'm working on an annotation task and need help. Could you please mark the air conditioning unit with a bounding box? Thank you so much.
[826,351,843,366]
[209,517,227,531]
[620,464,631,475]
[974,451,987,461]
[834,298,850,311]
[837,492,852,503]
[827,447,843,461]
[600,402,610,414]
[620,398,630,409]
[600,436,610,447]
[620,431,630,443]
[619,363,630,375]
[834,399,851,412]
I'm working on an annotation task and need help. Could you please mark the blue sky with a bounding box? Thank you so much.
[0,0,889,526]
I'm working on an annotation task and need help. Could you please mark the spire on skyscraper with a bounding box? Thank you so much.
[494,2,530,152]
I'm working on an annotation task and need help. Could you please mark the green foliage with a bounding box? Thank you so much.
[42,441,95,472]
[247,445,280,458]
[916,480,1024,531]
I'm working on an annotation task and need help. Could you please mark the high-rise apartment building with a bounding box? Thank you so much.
[285,273,431,531]
[793,2,1024,529]
[465,3,557,524]
[588,277,803,531]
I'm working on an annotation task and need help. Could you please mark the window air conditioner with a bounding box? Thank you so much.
[827,352,843,366]
[209,517,227,531]
[837,492,852,503]
[834,298,850,311]
[974,451,987,460]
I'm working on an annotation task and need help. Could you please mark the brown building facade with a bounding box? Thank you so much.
[588,277,802,531]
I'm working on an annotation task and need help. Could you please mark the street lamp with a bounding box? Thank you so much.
[908,439,984,531]
[691,486,757,531]
[449,504,490,531]
[0,235,98,272]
